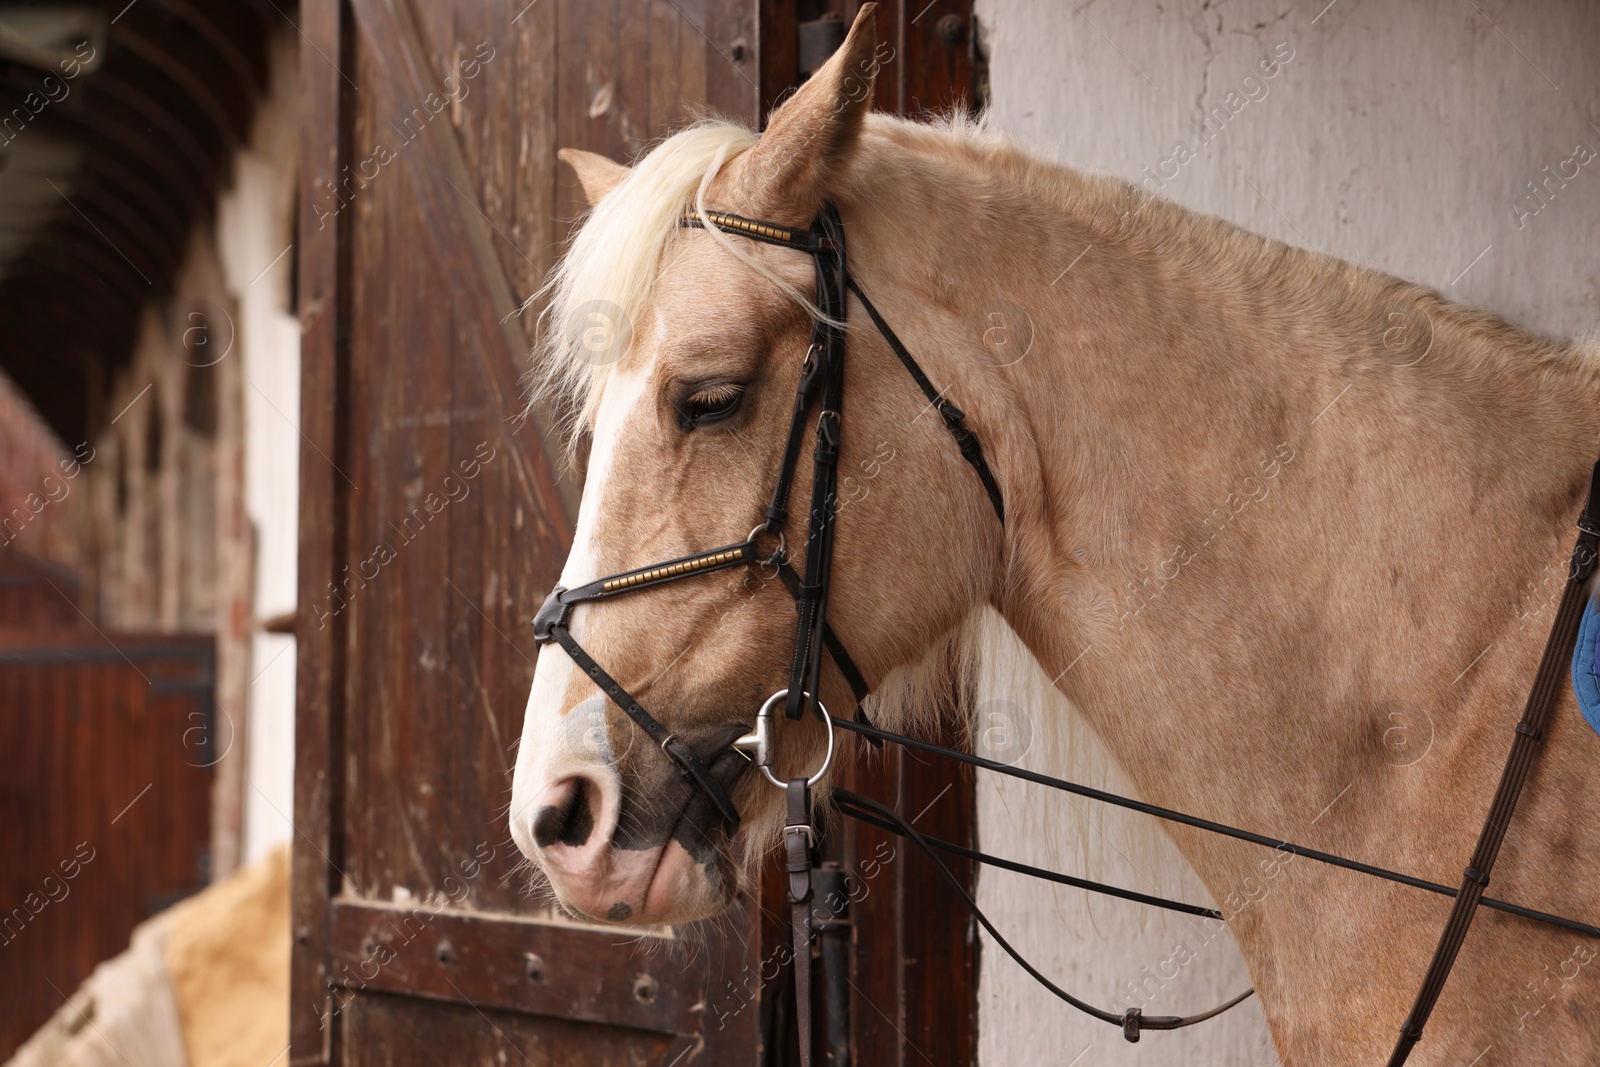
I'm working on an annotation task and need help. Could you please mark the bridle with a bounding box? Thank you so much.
[532,202,1003,836]
[531,203,1600,1065]
[532,200,1013,1061]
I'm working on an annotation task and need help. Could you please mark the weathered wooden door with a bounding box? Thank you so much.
[292,3,978,1064]
[0,630,215,1058]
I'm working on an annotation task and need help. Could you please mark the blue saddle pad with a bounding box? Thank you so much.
[1570,597,1600,736]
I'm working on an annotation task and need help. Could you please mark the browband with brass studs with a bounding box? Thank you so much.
[602,546,747,593]
[681,209,835,252]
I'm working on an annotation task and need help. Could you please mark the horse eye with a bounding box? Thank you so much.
[677,383,745,430]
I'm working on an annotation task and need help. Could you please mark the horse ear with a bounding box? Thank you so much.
[559,148,629,208]
[738,4,879,211]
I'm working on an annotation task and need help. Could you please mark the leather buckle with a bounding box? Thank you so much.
[813,410,841,465]
[936,399,985,455]
[783,823,816,850]
[531,586,569,642]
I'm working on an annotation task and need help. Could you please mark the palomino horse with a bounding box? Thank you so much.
[509,8,1600,1063]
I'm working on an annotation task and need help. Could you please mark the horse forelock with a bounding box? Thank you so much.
[527,124,754,449]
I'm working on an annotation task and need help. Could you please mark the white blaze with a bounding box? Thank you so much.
[509,365,649,859]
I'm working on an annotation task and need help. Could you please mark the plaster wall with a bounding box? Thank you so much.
[971,2,1600,1063]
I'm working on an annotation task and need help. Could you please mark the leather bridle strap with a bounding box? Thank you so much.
[832,711,1600,939]
[785,777,816,1067]
[1385,459,1600,1066]
[532,538,764,832]
[832,788,1256,1042]
[544,621,742,831]
[772,559,876,732]
[537,538,759,612]
[531,202,1008,841]
[684,208,1007,528]
[682,209,837,253]
[832,791,1226,921]
[846,279,1006,524]
[785,207,849,723]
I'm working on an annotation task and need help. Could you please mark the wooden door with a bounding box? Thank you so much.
[292,2,978,1064]
[0,631,215,1059]
[293,3,762,1063]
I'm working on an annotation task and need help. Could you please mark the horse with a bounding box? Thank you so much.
[508,8,1600,1063]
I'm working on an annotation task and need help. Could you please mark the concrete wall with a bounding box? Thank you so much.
[970,1,1600,1063]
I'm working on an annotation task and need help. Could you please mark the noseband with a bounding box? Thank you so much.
[532,203,1006,832]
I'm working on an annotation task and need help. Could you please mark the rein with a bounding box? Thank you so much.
[532,202,1600,1064]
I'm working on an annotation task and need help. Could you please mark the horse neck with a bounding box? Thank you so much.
[848,134,1600,884]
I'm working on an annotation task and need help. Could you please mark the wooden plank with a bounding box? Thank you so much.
[404,0,559,350]
[341,989,674,1067]
[289,0,347,1059]
[702,0,760,124]
[0,554,88,629]
[348,0,578,524]
[647,1,684,136]
[329,901,697,1033]
[898,720,978,1063]
[756,0,797,125]
[840,743,905,1066]
[894,0,973,119]
[336,1,566,916]
[846,0,974,119]
[700,897,764,1067]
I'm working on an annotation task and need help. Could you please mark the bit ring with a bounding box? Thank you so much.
[731,689,835,788]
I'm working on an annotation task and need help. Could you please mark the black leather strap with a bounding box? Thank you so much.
[787,208,849,722]
[832,712,1600,939]
[832,792,1224,920]
[773,560,874,716]
[776,559,881,747]
[1386,460,1600,1066]
[764,342,825,532]
[543,623,741,832]
[846,279,1006,524]
[786,777,815,1067]
[831,788,1255,1041]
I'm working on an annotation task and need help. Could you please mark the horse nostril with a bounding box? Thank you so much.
[533,777,596,849]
